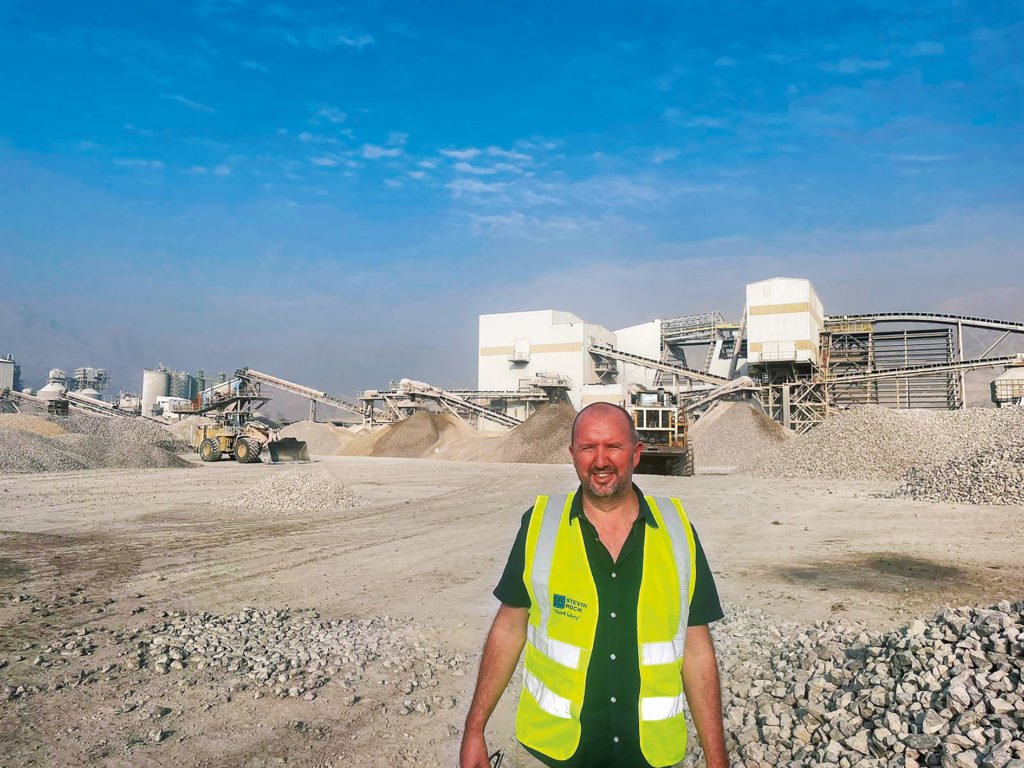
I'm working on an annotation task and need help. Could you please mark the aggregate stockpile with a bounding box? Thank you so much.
[706,602,1024,768]
[221,468,366,515]
[0,413,191,474]
[748,405,1024,505]
[690,401,790,471]
[343,403,578,465]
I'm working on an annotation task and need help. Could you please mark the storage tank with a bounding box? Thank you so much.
[141,368,171,417]
[78,387,101,400]
[38,368,68,401]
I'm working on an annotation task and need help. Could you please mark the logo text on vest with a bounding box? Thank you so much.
[552,593,588,620]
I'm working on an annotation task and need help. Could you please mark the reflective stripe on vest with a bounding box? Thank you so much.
[516,492,697,766]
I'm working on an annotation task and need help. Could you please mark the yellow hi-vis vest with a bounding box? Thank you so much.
[515,492,697,767]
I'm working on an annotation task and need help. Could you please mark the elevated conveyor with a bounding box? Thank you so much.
[827,313,1024,334]
[827,354,1024,383]
[395,380,523,428]
[587,344,730,386]
[236,368,388,422]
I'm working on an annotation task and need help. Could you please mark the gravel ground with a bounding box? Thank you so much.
[751,406,1024,481]
[221,467,367,514]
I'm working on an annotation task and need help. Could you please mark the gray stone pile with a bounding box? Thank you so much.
[0,413,191,474]
[221,468,367,514]
[684,602,1024,768]
[751,406,1024,481]
[118,608,463,713]
[891,441,1024,506]
[690,401,790,471]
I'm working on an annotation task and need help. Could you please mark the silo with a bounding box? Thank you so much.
[141,368,171,417]
[38,369,68,401]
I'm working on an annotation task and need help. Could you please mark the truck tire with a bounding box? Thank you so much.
[199,438,222,462]
[235,438,261,463]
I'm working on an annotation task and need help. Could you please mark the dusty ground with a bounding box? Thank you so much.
[1,456,1022,767]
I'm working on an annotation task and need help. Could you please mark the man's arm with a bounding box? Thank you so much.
[682,625,729,768]
[460,604,529,768]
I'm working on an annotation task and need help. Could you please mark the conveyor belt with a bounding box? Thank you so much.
[827,355,1022,383]
[237,368,387,421]
[826,313,1024,334]
[588,344,730,386]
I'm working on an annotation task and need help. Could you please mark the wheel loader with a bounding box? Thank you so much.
[191,412,310,464]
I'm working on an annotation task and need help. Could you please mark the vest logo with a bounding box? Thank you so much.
[552,593,588,620]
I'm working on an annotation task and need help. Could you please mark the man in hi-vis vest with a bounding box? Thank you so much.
[460,402,728,768]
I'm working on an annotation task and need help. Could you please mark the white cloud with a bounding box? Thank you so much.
[891,154,951,163]
[468,212,591,239]
[362,144,402,159]
[313,104,347,124]
[183,165,208,175]
[521,190,562,206]
[213,164,231,176]
[418,159,437,169]
[441,148,481,161]
[160,93,215,113]
[684,116,725,128]
[241,60,268,73]
[123,123,155,137]
[384,178,402,188]
[305,26,375,51]
[311,156,340,167]
[454,161,498,175]
[446,178,506,196]
[820,58,891,75]
[714,56,737,67]
[651,148,680,164]
[487,146,532,162]
[298,131,340,144]
[387,131,409,146]
[408,170,427,180]
[114,158,164,170]
[908,41,945,57]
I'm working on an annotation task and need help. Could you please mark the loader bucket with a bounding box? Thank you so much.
[264,438,311,463]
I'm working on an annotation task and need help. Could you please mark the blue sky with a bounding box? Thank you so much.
[1,0,1022,396]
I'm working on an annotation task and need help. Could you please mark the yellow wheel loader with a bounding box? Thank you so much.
[192,412,310,464]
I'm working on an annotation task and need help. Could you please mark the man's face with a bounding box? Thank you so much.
[569,407,643,499]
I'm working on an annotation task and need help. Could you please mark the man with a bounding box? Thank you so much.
[460,402,729,768]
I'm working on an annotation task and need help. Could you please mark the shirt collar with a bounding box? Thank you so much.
[569,483,658,528]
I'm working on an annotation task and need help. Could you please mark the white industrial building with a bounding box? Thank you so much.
[0,354,15,392]
[745,278,824,366]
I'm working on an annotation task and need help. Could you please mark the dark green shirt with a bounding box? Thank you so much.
[493,485,724,768]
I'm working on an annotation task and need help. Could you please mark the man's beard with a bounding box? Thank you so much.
[581,470,631,499]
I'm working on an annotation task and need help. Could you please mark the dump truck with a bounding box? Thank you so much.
[628,388,694,477]
[192,411,310,463]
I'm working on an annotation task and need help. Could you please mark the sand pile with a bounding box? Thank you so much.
[479,403,576,464]
[280,420,353,456]
[0,413,67,437]
[164,415,213,442]
[368,412,462,458]
[222,468,367,514]
[690,401,789,471]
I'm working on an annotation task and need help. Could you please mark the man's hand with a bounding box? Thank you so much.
[459,604,528,768]
[682,625,729,768]
[459,728,491,768]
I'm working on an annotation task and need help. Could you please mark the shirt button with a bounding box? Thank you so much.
[610,612,617,618]
[611,572,617,578]
[610,653,616,660]
[613,737,620,743]
[610,696,617,703]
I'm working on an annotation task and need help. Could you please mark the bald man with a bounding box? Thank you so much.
[460,403,728,768]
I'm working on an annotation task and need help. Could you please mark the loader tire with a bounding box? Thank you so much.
[235,438,261,464]
[199,438,222,463]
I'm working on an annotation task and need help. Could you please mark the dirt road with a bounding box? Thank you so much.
[1,457,1021,766]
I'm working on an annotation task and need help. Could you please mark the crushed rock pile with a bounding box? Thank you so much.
[280,419,354,456]
[61,413,189,453]
[479,402,576,464]
[691,401,789,471]
[890,440,1024,506]
[164,415,212,443]
[369,412,462,459]
[685,601,1024,768]
[0,413,67,437]
[222,468,366,514]
[0,413,191,474]
[751,405,1024,481]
